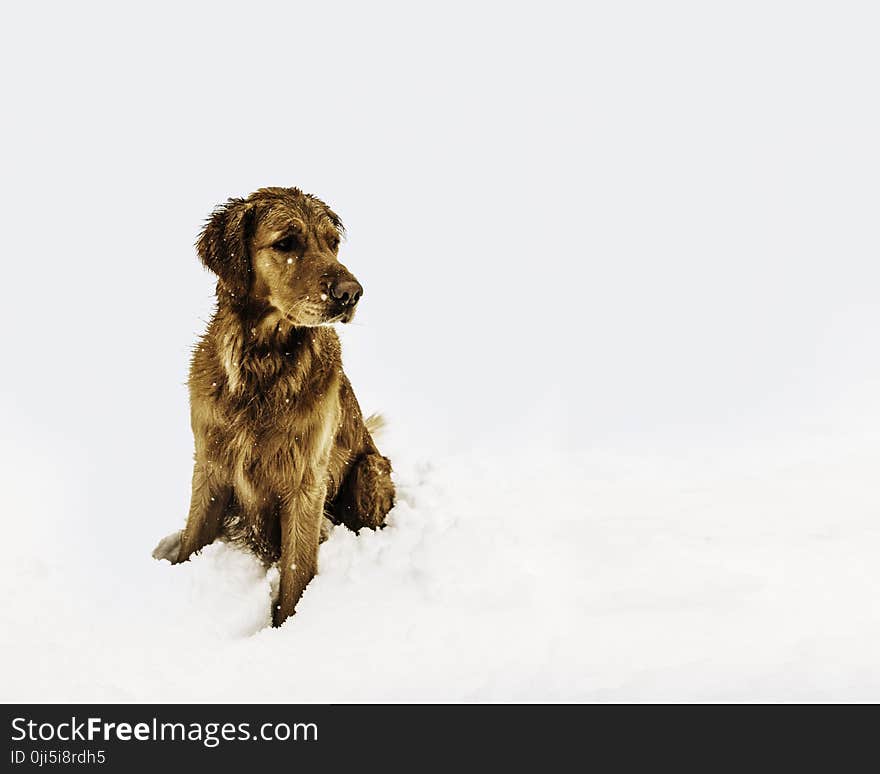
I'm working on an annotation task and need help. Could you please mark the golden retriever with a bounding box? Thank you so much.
[153,187,395,626]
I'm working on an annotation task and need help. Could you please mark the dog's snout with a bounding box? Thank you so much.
[330,278,363,306]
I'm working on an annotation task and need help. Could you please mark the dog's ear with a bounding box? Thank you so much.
[196,198,254,299]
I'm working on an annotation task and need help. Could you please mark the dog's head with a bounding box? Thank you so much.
[197,187,362,326]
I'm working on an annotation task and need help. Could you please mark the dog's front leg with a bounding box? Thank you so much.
[273,482,325,627]
[175,461,232,563]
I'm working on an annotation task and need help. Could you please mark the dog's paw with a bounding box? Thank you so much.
[152,530,182,562]
[354,454,395,529]
[319,516,335,544]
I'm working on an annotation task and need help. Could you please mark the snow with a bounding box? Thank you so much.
[2,431,879,702]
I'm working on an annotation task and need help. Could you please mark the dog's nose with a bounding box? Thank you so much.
[330,278,363,306]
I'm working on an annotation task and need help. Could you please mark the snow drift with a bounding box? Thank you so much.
[3,431,879,702]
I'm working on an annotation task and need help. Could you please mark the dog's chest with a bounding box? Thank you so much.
[211,372,341,506]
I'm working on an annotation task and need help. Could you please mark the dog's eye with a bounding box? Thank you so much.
[328,236,340,251]
[273,236,298,252]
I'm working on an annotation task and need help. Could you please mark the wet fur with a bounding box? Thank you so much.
[160,187,394,626]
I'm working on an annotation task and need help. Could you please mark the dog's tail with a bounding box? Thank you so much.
[365,412,387,439]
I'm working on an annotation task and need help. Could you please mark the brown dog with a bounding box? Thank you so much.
[153,187,395,626]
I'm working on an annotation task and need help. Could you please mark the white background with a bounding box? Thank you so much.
[1,2,878,701]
